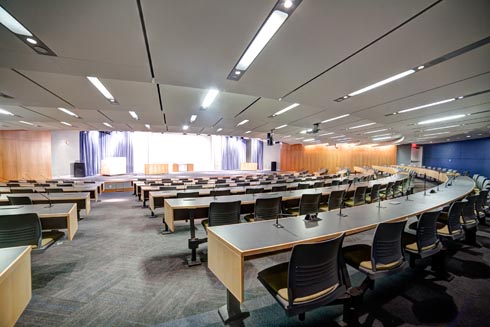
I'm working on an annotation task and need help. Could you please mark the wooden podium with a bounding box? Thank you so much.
[172,163,194,172]
[144,164,169,174]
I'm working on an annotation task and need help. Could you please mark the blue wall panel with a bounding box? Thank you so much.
[422,137,490,177]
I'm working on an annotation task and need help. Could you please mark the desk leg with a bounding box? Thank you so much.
[186,210,200,266]
[218,289,250,325]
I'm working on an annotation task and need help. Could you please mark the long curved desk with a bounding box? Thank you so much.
[207,174,475,322]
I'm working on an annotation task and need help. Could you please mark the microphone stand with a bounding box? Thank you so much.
[38,190,53,208]
[337,182,351,217]
[437,172,440,192]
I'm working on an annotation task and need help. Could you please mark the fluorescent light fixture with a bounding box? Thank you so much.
[0,108,14,115]
[244,130,251,134]
[295,137,304,140]
[216,128,223,132]
[103,122,113,128]
[61,121,72,126]
[371,133,392,138]
[422,131,449,136]
[417,114,466,125]
[190,114,197,123]
[275,124,287,129]
[398,98,455,114]
[237,119,249,126]
[19,120,34,125]
[321,114,350,124]
[58,107,79,118]
[236,10,288,71]
[349,122,376,129]
[202,89,219,109]
[272,103,299,117]
[372,136,393,141]
[300,128,312,134]
[319,132,334,136]
[145,124,151,130]
[348,69,415,97]
[129,111,139,120]
[0,5,32,36]
[87,76,115,102]
[364,128,388,134]
[424,124,460,131]
[330,135,346,139]
[303,138,315,142]
[26,37,37,45]
[183,125,189,130]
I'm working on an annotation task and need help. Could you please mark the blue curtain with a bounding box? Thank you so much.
[221,136,247,170]
[80,131,134,176]
[250,139,264,170]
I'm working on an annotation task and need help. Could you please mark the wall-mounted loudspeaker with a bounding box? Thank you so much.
[267,132,273,146]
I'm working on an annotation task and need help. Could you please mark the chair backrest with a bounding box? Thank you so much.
[271,185,287,192]
[7,183,20,187]
[7,196,33,205]
[57,183,73,187]
[327,190,344,211]
[176,192,200,198]
[446,201,465,234]
[415,210,441,252]
[237,182,250,187]
[0,213,41,248]
[208,201,241,227]
[35,183,50,187]
[299,193,321,215]
[26,180,37,183]
[11,188,34,194]
[187,185,202,189]
[210,189,231,196]
[461,195,478,222]
[313,181,325,188]
[260,181,272,185]
[342,179,349,185]
[297,183,309,189]
[383,182,394,197]
[331,180,340,186]
[476,190,489,212]
[216,183,230,188]
[371,220,407,272]
[353,186,367,205]
[287,233,345,306]
[159,186,177,191]
[255,197,282,220]
[369,184,381,202]
[246,188,263,194]
[46,188,63,193]
[216,179,227,184]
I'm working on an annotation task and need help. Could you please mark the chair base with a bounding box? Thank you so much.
[218,290,250,325]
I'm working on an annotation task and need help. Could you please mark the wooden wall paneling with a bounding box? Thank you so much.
[280,143,396,173]
[0,131,52,181]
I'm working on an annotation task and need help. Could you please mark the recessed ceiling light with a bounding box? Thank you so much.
[0,108,14,115]
[466,135,471,138]
[272,103,299,117]
[347,69,415,97]
[103,122,113,128]
[19,120,34,125]
[457,96,464,99]
[372,136,393,141]
[145,124,151,130]
[235,71,241,75]
[0,5,32,36]
[275,124,287,129]
[26,37,37,44]
[321,114,350,124]
[284,0,293,9]
[330,135,346,139]
[61,121,72,126]
[216,128,223,132]
[244,130,251,134]
[349,122,376,129]
[58,107,79,118]
[397,98,455,114]
[424,124,460,131]
[87,77,116,103]
[237,119,249,126]
[129,111,139,120]
[417,65,425,70]
[422,131,450,136]
[202,89,219,109]
[183,125,189,130]
[364,128,388,134]
[319,132,334,136]
[418,114,466,125]
[190,114,197,123]
[303,138,315,142]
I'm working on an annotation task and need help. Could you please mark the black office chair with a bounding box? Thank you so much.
[288,193,321,216]
[7,196,33,205]
[476,190,488,222]
[237,182,250,187]
[380,182,394,200]
[177,192,200,198]
[460,195,479,245]
[320,190,344,211]
[0,213,64,252]
[159,186,177,191]
[365,184,381,203]
[35,183,50,187]
[312,181,325,188]
[403,210,442,267]
[437,201,465,241]
[216,183,230,188]
[245,196,283,222]
[344,186,367,207]
[260,181,272,185]
[187,185,202,189]
[11,188,34,194]
[26,180,37,183]
[342,179,349,185]
[331,180,340,186]
[246,187,264,194]
[297,183,309,190]
[272,185,287,192]
[210,189,231,197]
[57,183,73,187]
[202,200,241,231]
[343,220,407,289]
[45,188,63,193]
[257,234,348,321]
[392,180,403,198]
[7,183,20,187]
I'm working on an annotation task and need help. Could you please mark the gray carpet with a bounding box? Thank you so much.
[15,182,490,326]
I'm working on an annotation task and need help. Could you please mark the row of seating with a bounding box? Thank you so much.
[4,187,65,194]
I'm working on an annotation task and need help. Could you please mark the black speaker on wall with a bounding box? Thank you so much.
[74,162,86,177]
[267,132,273,146]
[271,161,277,171]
